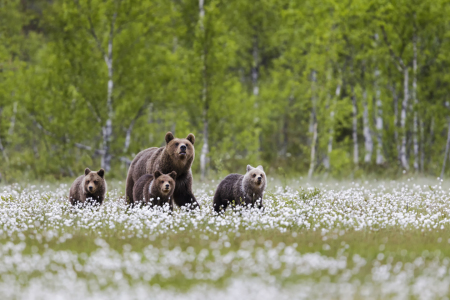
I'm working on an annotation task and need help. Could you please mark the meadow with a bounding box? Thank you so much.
[1,177,450,299]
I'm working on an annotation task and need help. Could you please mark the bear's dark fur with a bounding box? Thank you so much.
[69,168,106,206]
[213,165,266,213]
[126,132,199,208]
[132,171,177,210]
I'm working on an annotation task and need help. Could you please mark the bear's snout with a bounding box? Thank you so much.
[180,145,186,152]
[165,184,170,189]
[89,186,94,192]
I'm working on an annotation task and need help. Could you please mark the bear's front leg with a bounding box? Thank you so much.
[173,189,200,209]
[173,172,200,209]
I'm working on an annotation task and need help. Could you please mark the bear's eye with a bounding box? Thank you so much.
[94,180,98,184]
[252,174,256,177]
[86,180,90,183]
[175,143,179,146]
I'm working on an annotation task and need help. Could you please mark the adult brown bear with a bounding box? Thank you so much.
[125,132,199,209]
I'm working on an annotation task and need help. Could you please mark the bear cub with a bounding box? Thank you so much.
[213,165,267,213]
[69,168,106,207]
[133,170,177,210]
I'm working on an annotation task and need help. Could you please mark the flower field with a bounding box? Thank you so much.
[1,178,450,299]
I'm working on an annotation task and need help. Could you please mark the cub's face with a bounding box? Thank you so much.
[246,165,266,188]
[84,168,105,193]
[165,132,195,162]
[152,170,177,195]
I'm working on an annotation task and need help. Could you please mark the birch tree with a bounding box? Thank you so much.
[41,0,175,172]
[381,26,410,170]
[198,0,208,181]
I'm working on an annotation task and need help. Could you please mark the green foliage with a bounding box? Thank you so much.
[1,0,450,181]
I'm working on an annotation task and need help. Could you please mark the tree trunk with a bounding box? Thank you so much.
[324,84,339,171]
[200,118,209,181]
[280,95,293,157]
[441,117,450,179]
[420,119,424,172]
[428,117,435,167]
[374,69,384,165]
[362,89,373,163]
[252,37,259,98]
[389,82,400,157]
[308,70,317,179]
[8,102,17,136]
[101,12,117,172]
[199,0,209,181]
[0,107,8,163]
[412,34,419,172]
[351,86,359,166]
[123,104,146,153]
[308,122,317,179]
[124,123,133,153]
[399,67,409,170]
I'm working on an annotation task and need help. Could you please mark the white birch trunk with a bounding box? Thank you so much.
[101,12,117,172]
[252,39,259,98]
[308,70,317,179]
[373,34,384,165]
[324,84,340,171]
[200,119,209,181]
[362,89,373,163]
[390,83,400,156]
[400,68,409,170]
[124,120,134,153]
[322,68,332,171]
[199,0,209,181]
[412,34,419,171]
[374,69,384,164]
[308,122,317,179]
[351,86,359,166]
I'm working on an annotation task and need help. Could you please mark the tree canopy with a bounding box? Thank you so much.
[1,0,450,181]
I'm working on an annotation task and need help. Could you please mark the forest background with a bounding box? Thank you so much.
[1,0,450,182]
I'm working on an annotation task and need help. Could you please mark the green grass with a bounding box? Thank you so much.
[1,178,450,298]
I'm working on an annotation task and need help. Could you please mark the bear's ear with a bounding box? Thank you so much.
[85,168,91,176]
[165,132,174,144]
[154,170,162,179]
[97,169,105,178]
[256,165,264,171]
[246,165,254,173]
[186,133,195,145]
[169,171,177,180]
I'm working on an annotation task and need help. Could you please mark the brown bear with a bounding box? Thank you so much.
[69,168,106,207]
[213,165,266,213]
[125,132,199,208]
[132,170,177,210]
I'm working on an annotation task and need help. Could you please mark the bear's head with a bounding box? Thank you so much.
[245,165,266,189]
[151,170,177,196]
[84,168,105,194]
[164,132,195,164]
